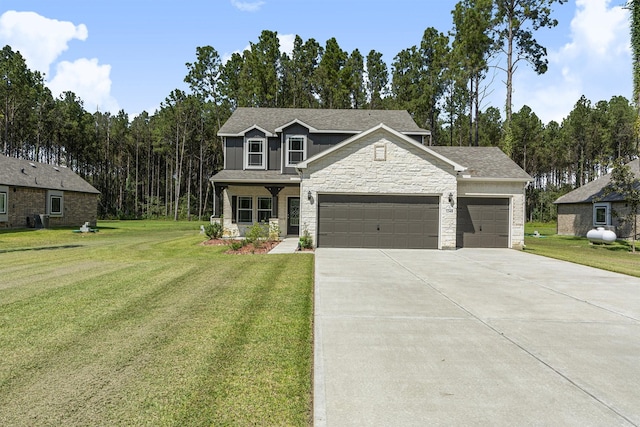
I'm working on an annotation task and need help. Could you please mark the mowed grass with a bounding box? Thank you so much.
[524,222,640,278]
[0,221,314,426]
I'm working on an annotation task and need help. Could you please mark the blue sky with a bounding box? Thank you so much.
[0,0,631,124]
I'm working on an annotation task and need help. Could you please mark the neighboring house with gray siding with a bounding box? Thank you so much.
[555,159,640,239]
[210,107,531,249]
[0,155,100,228]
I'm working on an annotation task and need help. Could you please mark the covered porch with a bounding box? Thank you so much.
[210,170,301,238]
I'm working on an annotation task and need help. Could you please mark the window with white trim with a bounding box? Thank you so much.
[593,202,610,226]
[257,197,272,223]
[286,135,306,167]
[47,190,64,217]
[245,138,266,169]
[0,191,6,215]
[237,196,253,223]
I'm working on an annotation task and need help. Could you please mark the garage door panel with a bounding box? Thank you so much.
[457,198,509,248]
[318,195,439,249]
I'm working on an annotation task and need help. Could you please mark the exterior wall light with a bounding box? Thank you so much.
[448,192,454,205]
[307,190,312,201]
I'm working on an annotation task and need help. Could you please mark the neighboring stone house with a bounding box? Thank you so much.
[0,155,100,228]
[210,107,531,249]
[555,158,640,239]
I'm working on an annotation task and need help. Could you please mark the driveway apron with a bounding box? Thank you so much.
[313,248,640,426]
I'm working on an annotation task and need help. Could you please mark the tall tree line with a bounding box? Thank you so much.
[0,0,636,222]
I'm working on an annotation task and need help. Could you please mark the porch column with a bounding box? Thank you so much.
[265,186,284,218]
[213,184,227,218]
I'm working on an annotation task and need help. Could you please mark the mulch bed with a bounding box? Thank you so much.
[202,238,281,254]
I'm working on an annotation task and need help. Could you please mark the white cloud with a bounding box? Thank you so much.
[230,0,265,12]
[511,0,631,124]
[558,0,629,60]
[278,34,295,57]
[48,58,119,113]
[0,10,87,77]
[0,10,119,114]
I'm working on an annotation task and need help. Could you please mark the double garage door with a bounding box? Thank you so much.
[317,195,439,249]
[317,194,510,249]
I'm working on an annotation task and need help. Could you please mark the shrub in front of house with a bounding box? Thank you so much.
[204,222,224,240]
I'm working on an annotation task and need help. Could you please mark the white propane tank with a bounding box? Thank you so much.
[586,227,617,244]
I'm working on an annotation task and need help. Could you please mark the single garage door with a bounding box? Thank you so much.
[456,197,509,248]
[317,194,439,249]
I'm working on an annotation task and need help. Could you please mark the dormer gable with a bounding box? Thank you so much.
[219,124,276,138]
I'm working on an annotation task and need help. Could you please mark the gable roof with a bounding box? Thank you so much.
[218,107,430,137]
[430,146,532,181]
[297,123,465,172]
[0,156,100,194]
[555,158,640,204]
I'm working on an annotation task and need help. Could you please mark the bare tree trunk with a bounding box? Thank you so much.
[187,156,192,221]
[468,76,473,146]
[505,13,514,124]
[198,131,204,221]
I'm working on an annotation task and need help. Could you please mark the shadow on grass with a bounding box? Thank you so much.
[589,243,632,252]
[0,244,85,254]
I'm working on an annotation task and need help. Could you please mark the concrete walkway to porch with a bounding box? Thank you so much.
[268,237,300,254]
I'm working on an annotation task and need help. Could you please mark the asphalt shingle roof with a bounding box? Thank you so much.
[0,156,100,194]
[430,146,531,180]
[218,107,430,136]
[554,158,640,204]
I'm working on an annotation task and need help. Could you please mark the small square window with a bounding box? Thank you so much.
[50,196,62,215]
[593,203,610,226]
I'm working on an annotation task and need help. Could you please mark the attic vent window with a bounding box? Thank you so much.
[374,143,386,161]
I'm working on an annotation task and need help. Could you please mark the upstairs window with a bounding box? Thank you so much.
[245,138,266,169]
[286,135,306,167]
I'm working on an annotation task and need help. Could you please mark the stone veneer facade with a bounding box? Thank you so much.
[299,128,459,249]
[1,187,98,228]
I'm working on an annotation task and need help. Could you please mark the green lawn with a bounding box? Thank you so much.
[0,221,314,426]
[524,222,640,278]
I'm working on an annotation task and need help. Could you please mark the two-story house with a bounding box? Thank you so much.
[210,107,531,249]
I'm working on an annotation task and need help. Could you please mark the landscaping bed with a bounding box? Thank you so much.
[202,238,281,254]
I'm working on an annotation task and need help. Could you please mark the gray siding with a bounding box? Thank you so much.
[407,134,423,144]
[282,133,354,174]
[225,137,244,170]
[224,124,425,174]
[268,137,280,171]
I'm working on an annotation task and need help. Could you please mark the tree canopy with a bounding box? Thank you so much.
[0,0,633,224]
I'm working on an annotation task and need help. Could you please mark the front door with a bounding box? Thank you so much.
[287,197,300,235]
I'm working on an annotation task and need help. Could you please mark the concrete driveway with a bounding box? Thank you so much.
[313,248,640,426]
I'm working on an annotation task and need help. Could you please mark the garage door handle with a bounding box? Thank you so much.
[377,225,380,231]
